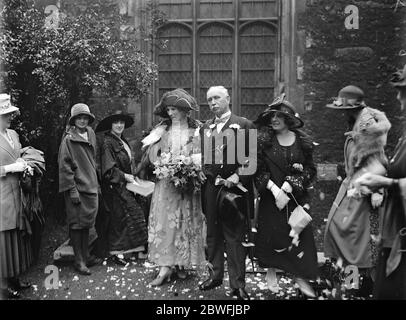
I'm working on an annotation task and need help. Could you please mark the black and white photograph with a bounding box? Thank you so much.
[0,0,405,308]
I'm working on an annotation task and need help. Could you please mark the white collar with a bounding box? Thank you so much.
[216,111,231,121]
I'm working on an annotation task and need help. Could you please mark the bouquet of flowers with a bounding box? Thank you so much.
[153,151,203,193]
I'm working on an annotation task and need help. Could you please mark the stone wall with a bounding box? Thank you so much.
[298,0,405,248]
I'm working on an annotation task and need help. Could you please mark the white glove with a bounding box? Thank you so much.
[281,181,293,193]
[267,179,290,210]
[4,161,27,173]
[124,173,135,183]
[289,229,300,247]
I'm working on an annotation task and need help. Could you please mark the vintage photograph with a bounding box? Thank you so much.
[0,0,405,303]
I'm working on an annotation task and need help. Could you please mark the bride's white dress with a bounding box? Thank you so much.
[147,124,206,267]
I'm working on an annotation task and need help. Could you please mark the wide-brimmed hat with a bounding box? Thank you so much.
[254,94,304,129]
[390,64,406,88]
[154,88,199,119]
[68,103,95,125]
[95,110,134,133]
[326,85,367,109]
[0,93,19,116]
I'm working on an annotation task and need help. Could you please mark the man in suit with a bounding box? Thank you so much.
[199,86,256,300]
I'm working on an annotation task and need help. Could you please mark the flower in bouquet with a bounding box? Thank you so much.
[153,152,203,193]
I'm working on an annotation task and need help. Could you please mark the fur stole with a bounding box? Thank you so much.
[346,107,391,176]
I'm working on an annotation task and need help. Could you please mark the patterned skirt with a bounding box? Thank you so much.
[148,179,206,267]
[0,229,33,279]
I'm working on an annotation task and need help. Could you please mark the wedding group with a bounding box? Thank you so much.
[1,65,406,300]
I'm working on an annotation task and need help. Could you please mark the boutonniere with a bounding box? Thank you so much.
[209,124,216,129]
[229,124,241,130]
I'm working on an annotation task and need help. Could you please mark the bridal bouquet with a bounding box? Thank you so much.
[153,152,203,193]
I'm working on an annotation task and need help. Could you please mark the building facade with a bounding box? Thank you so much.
[143,0,305,126]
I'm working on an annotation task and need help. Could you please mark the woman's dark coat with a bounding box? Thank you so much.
[100,132,147,253]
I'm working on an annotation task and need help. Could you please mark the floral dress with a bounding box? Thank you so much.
[147,123,206,268]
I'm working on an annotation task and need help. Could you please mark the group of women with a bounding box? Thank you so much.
[1,64,406,300]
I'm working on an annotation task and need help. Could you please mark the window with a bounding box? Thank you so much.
[155,0,279,121]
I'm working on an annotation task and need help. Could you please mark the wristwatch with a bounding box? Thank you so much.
[392,178,399,186]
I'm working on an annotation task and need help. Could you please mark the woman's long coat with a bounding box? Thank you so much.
[254,126,318,279]
[100,132,147,253]
[58,126,99,229]
[0,129,25,232]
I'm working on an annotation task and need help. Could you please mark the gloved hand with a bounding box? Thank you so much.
[281,181,293,193]
[124,173,135,183]
[4,160,27,173]
[224,173,239,188]
[267,179,290,210]
[69,188,81,205]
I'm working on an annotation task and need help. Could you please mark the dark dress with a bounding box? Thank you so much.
[254,127,318,280]
[373,133,406,299]
[100,132,148,255]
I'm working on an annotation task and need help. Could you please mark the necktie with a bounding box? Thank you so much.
[214,117,227,125]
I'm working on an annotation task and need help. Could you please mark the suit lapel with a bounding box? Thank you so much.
[219,113,235,133]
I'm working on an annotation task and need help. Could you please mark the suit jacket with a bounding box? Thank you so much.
[201,113,256,218]
[0,129,23,232]
[201,113,256,185]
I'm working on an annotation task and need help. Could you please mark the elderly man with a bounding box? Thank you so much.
[199,86,256,300]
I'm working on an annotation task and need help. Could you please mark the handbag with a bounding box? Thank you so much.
[287,193,312,246]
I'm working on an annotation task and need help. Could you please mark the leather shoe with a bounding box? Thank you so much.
[232,288,250,300]
[73,262,92,275]
[199,278,222,291]
[111,255,128,266]
[8,278,31,291]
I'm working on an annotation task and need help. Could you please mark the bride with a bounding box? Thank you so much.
[139,88,206,286]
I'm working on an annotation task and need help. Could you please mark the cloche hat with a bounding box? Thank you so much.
[68,103,95,125]
[326,85,367,110]
[0,93,19,115]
